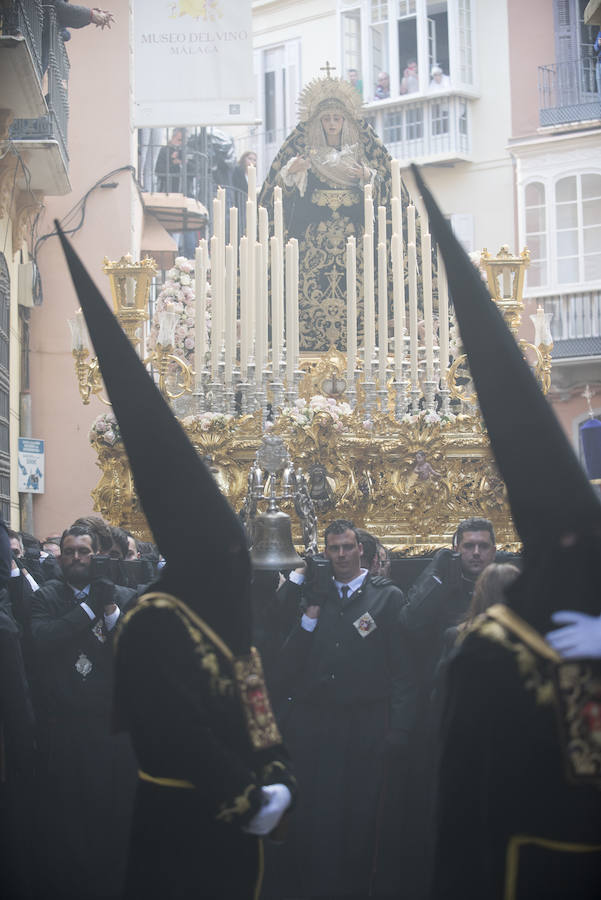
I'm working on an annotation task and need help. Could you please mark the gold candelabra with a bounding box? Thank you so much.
[69,255,196,404]
[447,245,554,402]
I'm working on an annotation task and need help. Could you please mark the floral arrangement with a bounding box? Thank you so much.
[181,412,234,431]
[89,412,122,446]
[148,256,211,365]
[281,395,353,432]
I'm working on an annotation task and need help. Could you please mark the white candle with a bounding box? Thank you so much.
[422,232,434,380]
[271,235,282,373]
[378,205,387,248]
[407,204,416,246]
[364,184,374,237]
[247,164,256,203]
[408,242,418,387]
[391,233,404,380]
[391,159,401,202]
[239,237,248,379]
[285,241,295,385]
[274,186,284,243]
[259,205,269,246]
[438,257,449,377]
[194,240,207,386]
[224,244,234,384]
[229,206,238,255]
[391,197,401,238]
[377,240,388,388]
[255,241,266,378]
[291,238,299,371]
[363,232,375,369]
[346,236,357,379]
[210,235,220,379]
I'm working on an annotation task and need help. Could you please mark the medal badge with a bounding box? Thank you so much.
[353,611,377,638]
[92,620,106,643]
[75,652,93,678]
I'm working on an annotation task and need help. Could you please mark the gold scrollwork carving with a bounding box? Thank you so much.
[90,409,519,553]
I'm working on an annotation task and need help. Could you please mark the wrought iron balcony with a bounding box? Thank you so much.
[538,58,601,127]
[0,0,46,118]
[9,4,70,194]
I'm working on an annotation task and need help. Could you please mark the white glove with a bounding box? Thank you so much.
[545,611,601,659]
[243,783,291,836]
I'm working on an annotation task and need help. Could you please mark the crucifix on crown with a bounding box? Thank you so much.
[320,61,336,78]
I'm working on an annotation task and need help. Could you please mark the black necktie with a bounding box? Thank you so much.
[341,585,350,602]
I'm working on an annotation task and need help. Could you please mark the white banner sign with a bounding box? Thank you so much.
[133,0,255,128]
[18,438,45,494]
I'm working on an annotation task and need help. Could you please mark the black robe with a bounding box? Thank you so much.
[432,603,601,900]
[113,593,297,900]
[271,574,416,898]
[30,578,138,900]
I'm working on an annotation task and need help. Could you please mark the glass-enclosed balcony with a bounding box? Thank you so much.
[364,91,472,163]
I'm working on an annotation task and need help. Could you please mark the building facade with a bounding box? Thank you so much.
[1,0,598,537]
[508,0,601,445]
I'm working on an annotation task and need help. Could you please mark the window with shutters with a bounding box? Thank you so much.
[539,0,599,125]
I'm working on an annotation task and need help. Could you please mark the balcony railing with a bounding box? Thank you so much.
[0,0,44,80]
[538,58,601,127]
[541,289,601,359]
[10,4,70,167]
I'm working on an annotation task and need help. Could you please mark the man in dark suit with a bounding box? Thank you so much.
[31,524,137,900]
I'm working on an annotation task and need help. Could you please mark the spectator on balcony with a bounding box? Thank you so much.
[374,71,390,100]
[43,4,113,72]
[594,30,601,94]
[429,64,451,91]
[347,67,363,98]
[155,128,185,193]
[49,2,114,30]
[400,60,419,95]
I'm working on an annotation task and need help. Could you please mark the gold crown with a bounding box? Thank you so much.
[298,76,364,123]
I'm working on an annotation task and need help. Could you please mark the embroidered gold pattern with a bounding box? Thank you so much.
[311,189,360,211]
[120,594,282,748]
[554,661,601,784]
[216,783,256,823]
[233,648,283,750]
[475,607,556,706]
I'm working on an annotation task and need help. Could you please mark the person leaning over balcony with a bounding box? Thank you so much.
[49,2,114,30]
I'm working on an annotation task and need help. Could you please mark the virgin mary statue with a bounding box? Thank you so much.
[259,74,414,353]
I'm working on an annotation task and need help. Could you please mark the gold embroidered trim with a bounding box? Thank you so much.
[554,661,601,784]
[216,783,256,824]
[486,605,561,663]
[475,606,557,706]
[138,769,195,790]
[504,834,601,900]
[311,188,360,211]
[254,839,264,900]
[233,648,283,750]
[120,594,282,749]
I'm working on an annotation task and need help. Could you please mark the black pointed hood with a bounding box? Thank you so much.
[56,226,251,655]
[409,166,601,627]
